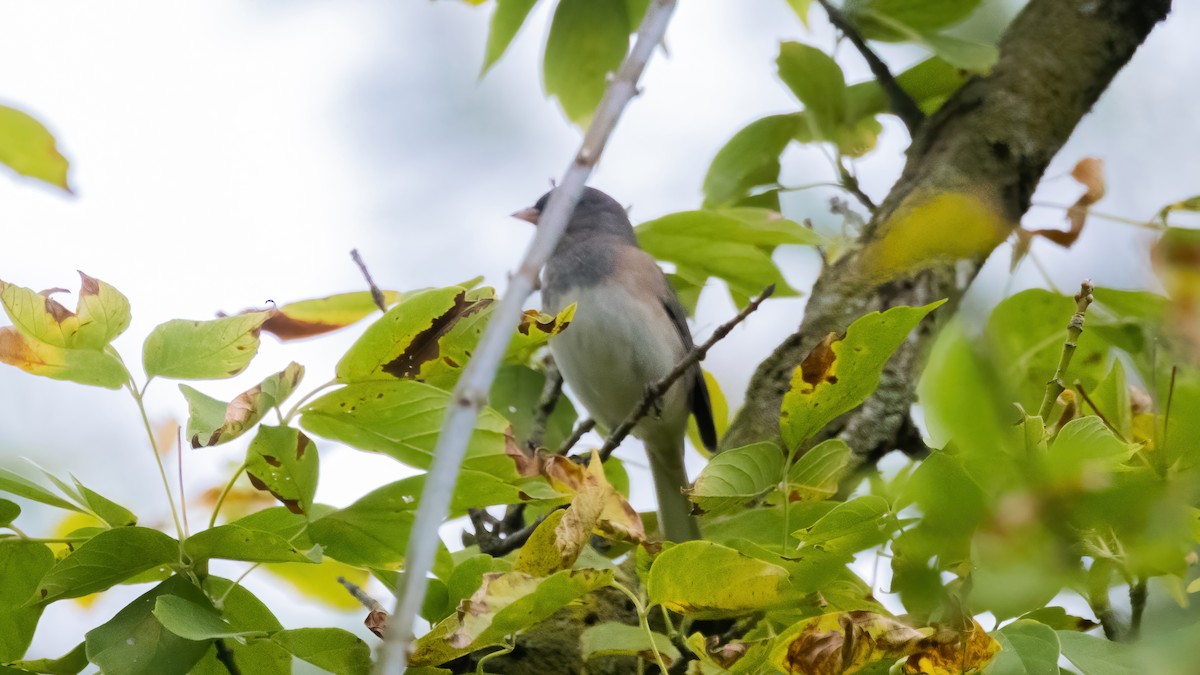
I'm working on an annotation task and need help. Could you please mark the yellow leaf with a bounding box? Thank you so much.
[265,560,370,611]
[0,104,71,191]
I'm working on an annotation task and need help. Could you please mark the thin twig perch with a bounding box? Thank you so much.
[570,284,777,462]
[1037,280,1094,420]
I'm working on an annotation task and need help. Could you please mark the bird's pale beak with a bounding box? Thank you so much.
[511,207,540,225]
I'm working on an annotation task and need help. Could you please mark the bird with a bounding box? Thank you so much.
[512,186,718,542]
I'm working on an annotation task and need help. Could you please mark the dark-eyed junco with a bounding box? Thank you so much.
[513,187,717,541]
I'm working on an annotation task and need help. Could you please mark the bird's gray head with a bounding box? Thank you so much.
[512,186,636,244]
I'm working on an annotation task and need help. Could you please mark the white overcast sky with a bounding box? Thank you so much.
[1,0,1198,658]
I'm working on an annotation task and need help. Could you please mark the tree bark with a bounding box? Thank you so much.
[722,0,1173,458]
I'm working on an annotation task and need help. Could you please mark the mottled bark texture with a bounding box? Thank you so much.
[722,0,1173,459]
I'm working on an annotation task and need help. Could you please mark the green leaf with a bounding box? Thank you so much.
[0,273,130,350]
[0,469,82,512]
[85,575,213,675]
[142,312,270,380]
[153,595,260,640]
[844,57,966,119]
[844,0,982,40]
[299,380,514,473]
[647,541,789,618]
[776,42,846,136]
[1158,195,1200,223]
[781,300,944,449]
[986,289,1110,412]
[689,442,784,517]
[581,622,680,666]
[8,642,88,675]
[0,498,18,527]
[244,425,319,516]
[272,628,373,675]
[193,576,290,675]
[637,208,822,306]
[490,363,579,451]
[794,495,891,555]
[543,0,630,125]
[70,477,137,527]
[787,438,852,501]
[918,32,998,73]
[184,523,318,564]
[335,286,493,384]
[481,0,540,75]
[988,620,1060,675]
[0,543,55,661]
[704,501,835,549]
[702,114,803,208]
[34,527,179,604]
[1043,416,1131,487]
[899,449,986,565]
[457,569,613,651]
[1056,630,1137,675]
[307,471,523,569]
[786,0,813,25]
[1086,360,1132,440]
[182,362,303,447]
[0,105,70,191]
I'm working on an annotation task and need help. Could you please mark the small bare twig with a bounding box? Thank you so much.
[837,157,877,212]
[376,2,681,668]
[527,356,564,452]
[572,285,776,462]
[556,418,597,456]
[1038,281,1095,420]
[338,576,390,639]
[1073,381,1128,442]
[815,0,924,135]
[350,249,388,313]
[339,575,387,613]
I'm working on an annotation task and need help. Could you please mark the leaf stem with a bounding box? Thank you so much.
[128,382,184,541]
[612,580,671,675]
[282,379,338,424]
[1129,577,1148,639]
[475,639,515,674]
[208,464,246,529]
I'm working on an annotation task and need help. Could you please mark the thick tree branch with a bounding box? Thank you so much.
[374,2,680,670]
[723,0,1172,458]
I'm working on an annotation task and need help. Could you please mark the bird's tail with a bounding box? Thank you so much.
[647,437,701,542]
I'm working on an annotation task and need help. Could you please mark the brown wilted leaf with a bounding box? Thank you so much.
[365,609,388,638]
[798,333,839,393]
[770,612,1001,675]
[1027,157,1106,249]
[382,291,493,378]
[534,451,647,545]
[903,620,1000,675]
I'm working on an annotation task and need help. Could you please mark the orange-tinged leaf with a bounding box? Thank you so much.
[0,326,128,389]
[256,290,402,341]
[903,620,1000,675]
[0,104,71,191]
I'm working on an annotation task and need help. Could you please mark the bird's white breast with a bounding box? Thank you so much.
[546,282,689,446]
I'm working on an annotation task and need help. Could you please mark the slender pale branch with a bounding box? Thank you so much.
[557,417,597,456]
[590,285,775,462]
[1037,281,1095,420]
[374,2,680,670]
